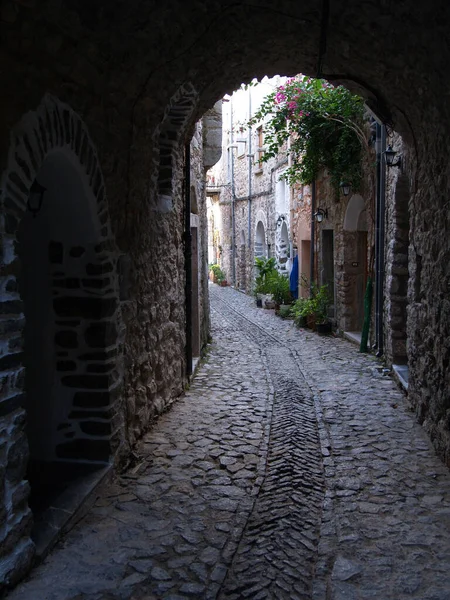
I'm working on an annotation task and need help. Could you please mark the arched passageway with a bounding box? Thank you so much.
[1,0,450,586]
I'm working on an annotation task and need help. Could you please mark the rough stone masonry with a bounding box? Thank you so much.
[0,0,449,589]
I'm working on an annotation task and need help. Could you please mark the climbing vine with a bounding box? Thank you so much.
[249,75,366,194]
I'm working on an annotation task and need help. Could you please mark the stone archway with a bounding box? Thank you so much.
[156,84,198,213]
[278,220,290,273]
[0,95,124,573]
[255,221,267,259]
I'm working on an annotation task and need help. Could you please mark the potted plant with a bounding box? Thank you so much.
[210,264,227,286]
[292,297,309,328]
[209,263,222,283]
[268,271,292,310]
[278,304,293,319]
[291,284,331,331]
[312,284,332,334]
[253,257,277,307]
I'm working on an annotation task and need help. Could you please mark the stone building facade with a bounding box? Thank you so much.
[0,90,221,589]
[207,78,293,293]
[0,0,449,589]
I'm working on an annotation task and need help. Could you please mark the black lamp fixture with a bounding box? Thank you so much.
[27,180,46,217]
[314,208,328,223]
[384,145,401,168]
[339,181,351,196]
[276,214,286,227]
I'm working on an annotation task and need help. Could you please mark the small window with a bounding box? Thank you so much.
[237,139,247,158]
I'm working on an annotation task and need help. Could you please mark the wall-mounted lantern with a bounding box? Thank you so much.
[314,208,328,223]
[339,181,351,196]
[384,145,401,168]
[276,214,286,227]
[27,180,46,218]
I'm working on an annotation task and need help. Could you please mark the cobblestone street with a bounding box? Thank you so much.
[8,285,450,600]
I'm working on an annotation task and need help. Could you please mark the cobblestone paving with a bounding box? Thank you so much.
[215,296,324,599]
[8,285,450,600]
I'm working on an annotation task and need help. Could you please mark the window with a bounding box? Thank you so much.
[237,139,247,158]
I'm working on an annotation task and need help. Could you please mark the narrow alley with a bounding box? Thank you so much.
[7,285,450,600]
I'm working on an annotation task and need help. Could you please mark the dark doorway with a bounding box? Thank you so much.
[17,150,117,547]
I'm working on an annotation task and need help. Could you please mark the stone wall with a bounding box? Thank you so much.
[292,160,375,335]
[383,135,410,366]
[1,0,450,586]
[0,85,213,592]
[206,90,290,294]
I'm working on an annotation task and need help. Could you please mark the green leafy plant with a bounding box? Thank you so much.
[313,283,331,323]
[292,296,316,323]
[278,304,293,319]
[253,257,277,296]
[249,75,366,195]
[291,284,331,325]
[209,263,226,284]
[267,270,292,305]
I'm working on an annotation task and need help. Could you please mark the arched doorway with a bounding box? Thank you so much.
[342,194,369,334]
[18,149,112,515]
[278,220,290,273]
[0,96,124,559]
[255,221,267,259]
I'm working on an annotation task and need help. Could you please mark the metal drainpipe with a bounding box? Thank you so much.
[376,125,387,357]
[184,143,192,378]
[310,179,316,296]
[247,88,252,251]
[230,99,236,286]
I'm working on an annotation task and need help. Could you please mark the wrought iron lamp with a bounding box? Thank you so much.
[314,208,328,223]
[27,180,46,217]
[384,145,401,168]
[276,214,286,227]
[339,181,351,196]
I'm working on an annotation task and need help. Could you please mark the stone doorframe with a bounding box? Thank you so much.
[0,95,125,586]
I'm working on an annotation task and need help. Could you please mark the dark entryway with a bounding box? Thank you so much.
[17,149,120,549]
